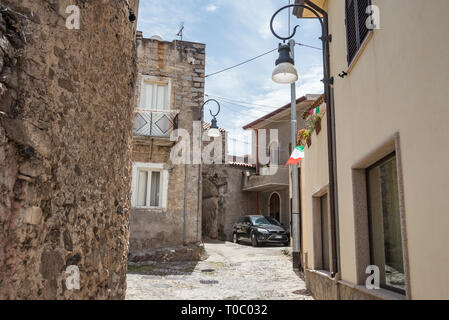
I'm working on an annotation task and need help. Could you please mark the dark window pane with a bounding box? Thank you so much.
[346,0,358,63]
[367,155,405,293]
[321,194,330,271]
[346,0,372,64]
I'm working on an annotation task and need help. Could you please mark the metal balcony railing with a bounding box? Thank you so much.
[133,110,179,138]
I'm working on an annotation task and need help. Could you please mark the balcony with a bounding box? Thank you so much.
[133,110,179,139]
[242,166,290,192]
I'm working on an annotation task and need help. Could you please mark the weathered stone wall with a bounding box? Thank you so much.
[202,165,258,241]
[129,36,205,257]
[0,0,139,299]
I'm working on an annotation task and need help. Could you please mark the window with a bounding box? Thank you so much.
[142,81,169,110]
[136,170,161,208]
[345,0,372,64]
[132,163,168,209]
[367,153,405,294]
[320,194,330,272]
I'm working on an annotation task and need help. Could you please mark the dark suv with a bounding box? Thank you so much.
[232,215,290,247]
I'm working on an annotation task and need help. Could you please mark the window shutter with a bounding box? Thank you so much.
[143,83,154,110]
[137,170,148,207]
[345,0,372,65]
[357,0,371,44]
[346,0,358,64]
[156,85,166,110]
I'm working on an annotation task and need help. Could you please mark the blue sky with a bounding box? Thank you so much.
[137,0,324,156]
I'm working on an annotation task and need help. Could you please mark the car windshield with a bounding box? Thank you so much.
[250,216,271,226]
[266,217,281,226]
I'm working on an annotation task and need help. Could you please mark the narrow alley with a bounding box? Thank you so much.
[126,241,313,300]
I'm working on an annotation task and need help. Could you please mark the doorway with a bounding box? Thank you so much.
[269,192,281,222]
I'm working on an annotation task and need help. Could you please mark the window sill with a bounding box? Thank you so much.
[347,31,374,75]
[306,269,333,279]
[338,280,406,300]
[132,207,164,211]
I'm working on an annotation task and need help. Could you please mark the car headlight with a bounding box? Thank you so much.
[257,228,270,234]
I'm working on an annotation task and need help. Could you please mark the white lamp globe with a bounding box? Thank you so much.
[208,128,221,138]
[272,62,299,84]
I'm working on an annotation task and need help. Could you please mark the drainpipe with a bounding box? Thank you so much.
[197,111,205,244]
[183,163,188,246]
[303,0,342,288]
[255,129,260,214]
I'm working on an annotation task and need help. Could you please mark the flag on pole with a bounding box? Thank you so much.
[285,146,305,166]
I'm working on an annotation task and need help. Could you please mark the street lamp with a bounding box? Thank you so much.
[270,1,339,276]
[200,99,221,138]
[272,43,298,84]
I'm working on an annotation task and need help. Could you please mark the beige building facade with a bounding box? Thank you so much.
[243,96,319,229]
[296,0,449,300]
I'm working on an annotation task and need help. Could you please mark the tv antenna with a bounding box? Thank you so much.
[177,22,185,41]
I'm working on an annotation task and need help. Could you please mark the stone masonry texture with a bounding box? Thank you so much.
[202,164,257,241]
[129,35,206,257]
[0,0,139,299]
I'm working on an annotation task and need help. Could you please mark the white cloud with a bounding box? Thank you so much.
[136,0,324,156]
[205,5,218,12]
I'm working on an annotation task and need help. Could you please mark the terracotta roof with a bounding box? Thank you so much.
[242,96,307,130]
[227,162,256,169]
[203,122,226,133]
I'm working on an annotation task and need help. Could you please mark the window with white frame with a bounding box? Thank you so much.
[141,80,169,111]
[132,163,168,209]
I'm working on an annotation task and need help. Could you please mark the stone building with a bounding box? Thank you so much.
[0,1,139,299]
[128,33,205,259]
[202,162,258,241]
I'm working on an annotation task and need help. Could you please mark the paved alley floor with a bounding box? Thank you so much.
[126,241,314,300]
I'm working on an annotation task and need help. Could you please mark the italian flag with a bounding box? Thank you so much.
[285,146,305,166]
[310,106,320,116]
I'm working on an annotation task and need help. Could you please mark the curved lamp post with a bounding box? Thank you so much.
[200,99,222,138]
[270,1,339,277]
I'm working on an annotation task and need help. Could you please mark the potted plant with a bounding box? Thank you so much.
[315,115,322,135]
[297,129,310,146]
[306,134,312,148]
[305,114,322,134]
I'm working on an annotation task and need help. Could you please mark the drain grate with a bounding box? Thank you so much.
[201,269,215,273]
[200,280,219,285]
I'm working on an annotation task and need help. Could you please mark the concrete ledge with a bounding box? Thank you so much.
[128,243,207,263]
[305,269,406,300]
[339,280,406,300]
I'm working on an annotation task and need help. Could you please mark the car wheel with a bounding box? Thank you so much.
[251,232,259,247]
[233,233,239,244]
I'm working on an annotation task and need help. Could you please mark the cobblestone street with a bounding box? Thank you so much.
[126,241,314,300]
